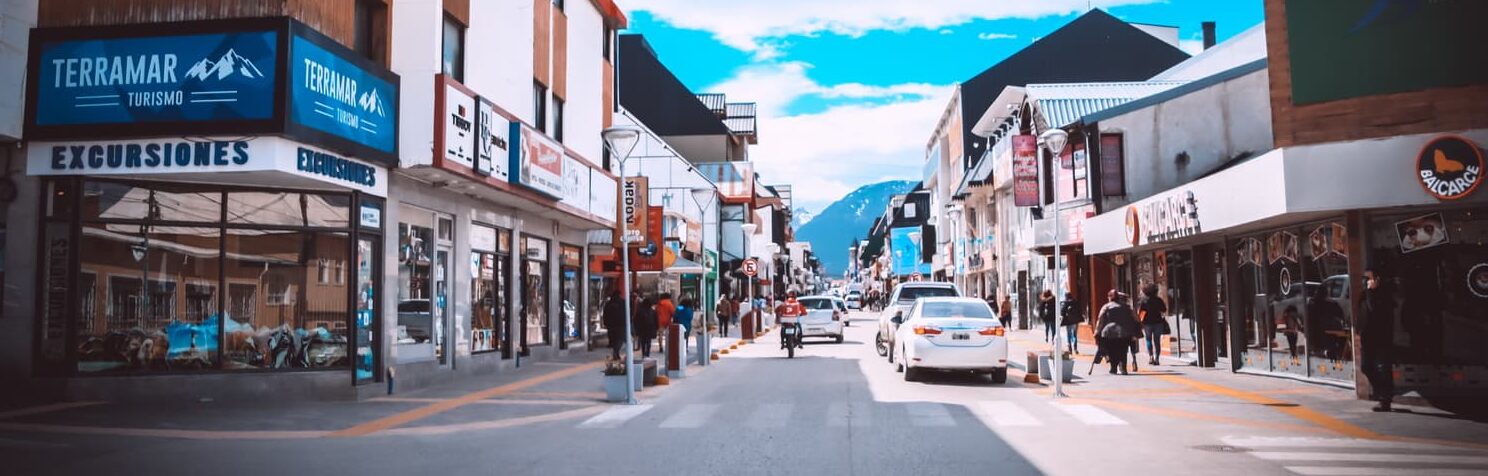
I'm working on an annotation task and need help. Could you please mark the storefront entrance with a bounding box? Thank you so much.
[1232,219,1354,383]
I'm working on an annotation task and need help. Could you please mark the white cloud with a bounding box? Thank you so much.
[939,29,954,35]
[1178,38,1204,55]
[624,0,1158,53]
[702,63,952,210]
[977,32,1018,40]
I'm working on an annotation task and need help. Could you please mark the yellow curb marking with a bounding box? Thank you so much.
[377,405,606,437]
[1155,374,1378,439]
[1063,398,1333,435]
[331,360,606,437]
[0,401,105,420]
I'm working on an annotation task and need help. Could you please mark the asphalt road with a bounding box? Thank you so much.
[4,310,1487,476]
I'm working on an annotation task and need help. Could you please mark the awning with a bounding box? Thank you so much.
[665,257,706,275]
[952,153,996,200]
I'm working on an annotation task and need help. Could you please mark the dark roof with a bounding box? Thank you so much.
[959,9,1189,165]
[618,35,729,136]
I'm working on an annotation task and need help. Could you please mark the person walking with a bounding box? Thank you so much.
[716,295,732,338]
[1139,285,1169,366]
[1362,268,1397,412]
[655,293,675,356]
[676,297,696,351]
[1038,290,1057,343]
[1095,290,1138,375]
[633,296,658,358]
[1060,292,1083,354]
[602,289,627,360]
[999,296,1013,330]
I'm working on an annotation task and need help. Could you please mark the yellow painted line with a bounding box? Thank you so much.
[1156,374,1379,439]
[1034,387,1199,397]
[369,397,594,406]
[0,401,104,420]
[1063,398,1332,435]
[378,405,607,437]
[331,360,605,437]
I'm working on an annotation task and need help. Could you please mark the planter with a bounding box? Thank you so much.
[603,374,629,402]
[1037,355,1076,383]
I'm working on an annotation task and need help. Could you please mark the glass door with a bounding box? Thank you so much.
[355,237,380,383]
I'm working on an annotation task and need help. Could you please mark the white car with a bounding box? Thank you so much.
[794,296,846,343]
[893,297,1008,383]
[845,291,863,310]
[830,296,851,326]
[877,282,961,359]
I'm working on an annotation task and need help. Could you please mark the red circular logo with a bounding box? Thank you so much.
[1416,135,1485,201]
[1124,206,1141,246]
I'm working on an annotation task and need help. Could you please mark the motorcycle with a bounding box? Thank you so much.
[782,322,801,358]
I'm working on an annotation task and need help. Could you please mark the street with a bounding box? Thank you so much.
[3,311,1486,476]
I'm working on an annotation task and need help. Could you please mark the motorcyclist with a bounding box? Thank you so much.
[776,290,807,350]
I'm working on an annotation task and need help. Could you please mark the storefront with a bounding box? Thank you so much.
[23,19,400,400]
[1087,130,1488,394]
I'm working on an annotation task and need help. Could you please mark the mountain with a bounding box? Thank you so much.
[185,49,264,81]
[795,180,917,276]
[790,207,814,228]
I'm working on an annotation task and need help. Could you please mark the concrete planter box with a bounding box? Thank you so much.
[603,374,628,402]
[1038,355,1076,383]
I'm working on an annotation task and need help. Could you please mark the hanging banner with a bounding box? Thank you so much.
[1012,135,1040,207]
[1101,134,1126,197]
[619,176,649,246]
[628,206,665,272]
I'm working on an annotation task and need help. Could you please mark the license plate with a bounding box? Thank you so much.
[952,333,970,340]
[784,327,797,335]
[808,327,824,332]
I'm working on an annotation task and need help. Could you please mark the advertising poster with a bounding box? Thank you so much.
[511,124,564,197]
[620,176,648,246]
[629,206,665,271]
[1396,213,1449,253]
[1012,135,1040,207]
[890,226,931,277]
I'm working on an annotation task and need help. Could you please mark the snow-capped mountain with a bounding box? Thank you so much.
[185,49,264,81]
[791,207,815,228]
[795,180,917,276]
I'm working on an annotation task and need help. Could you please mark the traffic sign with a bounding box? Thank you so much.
[742,258,759,277]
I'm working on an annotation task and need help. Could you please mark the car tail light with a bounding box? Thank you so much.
[978,327,1005,336]
[913,325,942,335]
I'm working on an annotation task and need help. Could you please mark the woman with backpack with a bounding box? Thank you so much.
[1038,290,1057,343]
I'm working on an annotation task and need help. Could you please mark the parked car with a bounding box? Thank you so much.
[830,296,852,326]
[795,296,846,343]
[893,297,1008,383]
[846,291,863,310]
[877,282,961,360]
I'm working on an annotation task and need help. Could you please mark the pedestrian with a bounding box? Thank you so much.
[1060,292,1083,354]
[999,296,1013,330]
[633,296,658,358]
[1095,289,1138,375]
[655,292,675,356]
[602,289,627,360]
[1139,284,1169,366]
[1362,268,1396,412]
[716,295,732,338]
[1038,290,1056,343]
[676,297,696,351]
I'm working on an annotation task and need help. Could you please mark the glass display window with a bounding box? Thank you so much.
[469,224,509,356]
[522,236,550,350]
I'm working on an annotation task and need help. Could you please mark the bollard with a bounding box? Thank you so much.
[742,313,756,342]
[667,323,686,378]
[1025,351,1042,384]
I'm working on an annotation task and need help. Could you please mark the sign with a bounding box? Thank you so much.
[1100,134,1126,196]
[742,258,759,277]
[32,31,279,127]
[510,124,564,198]
[890,226,931,277]
[621,176,649,245]
[1012,135,1040,207]
[696,162,755,203]
[1136,190,1201,244]
[26,136,388,196]
[686,219,703,254]
[359,205,382,228]
[628,206,665,271]
[561,245,583,268]
[442,83,475,168]
[475,97,509,179]
[1124,206,1141,246]
[1468,263,1488,299]
[288,31,398,159]
[590,171,618,225]
[560,155,591,213]
[1415,135,1484,201]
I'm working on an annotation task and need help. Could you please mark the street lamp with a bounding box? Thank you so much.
[603,125,641,405]
[1039,128,1069,399]
[689,187,718,366]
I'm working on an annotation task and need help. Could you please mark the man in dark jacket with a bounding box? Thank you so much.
[1096,290,1139,375]
[633,296,658,358]
[1362,269,1396,412]
[602,290,627,359]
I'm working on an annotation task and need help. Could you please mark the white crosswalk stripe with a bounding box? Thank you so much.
[1052,403,1127,426]
[1220,436,1488,476]
[746,403,794,429]
[577,404,654,429]
[658,404,720,429]
[906,403,956,427]
[975,401,1042,427]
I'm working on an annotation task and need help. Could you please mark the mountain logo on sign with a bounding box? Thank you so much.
[184,49,264,81]
[358,89,387,118]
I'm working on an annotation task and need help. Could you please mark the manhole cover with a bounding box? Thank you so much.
[1191,445,1251,453]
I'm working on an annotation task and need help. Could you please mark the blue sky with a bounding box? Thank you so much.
[621,0,1265,212]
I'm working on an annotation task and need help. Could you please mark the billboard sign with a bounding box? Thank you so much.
[288,30,398,158]
[1012,135,1040,207]
[510,123,564,198]
[890,226,931,277]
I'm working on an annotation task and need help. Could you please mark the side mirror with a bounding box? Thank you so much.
[891,312,903,325]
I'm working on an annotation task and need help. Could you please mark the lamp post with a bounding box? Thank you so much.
[1039,128,1070,399]
[741,222,759,332]
[690,187,717,366]
[603,125,641,405]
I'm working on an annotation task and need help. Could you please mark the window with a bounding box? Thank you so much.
[442,15,466,81]
[919,301,996,319]
[903,203,917,219]
[534,83,548,133]
[553,0,564,10]
[397,206,450,363]
[553,98,565,143]
[354,0,389,64]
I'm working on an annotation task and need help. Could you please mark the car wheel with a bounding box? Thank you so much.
[904,365,919,382]
[835,335,844,344]
[876,334,889,357]
[990,368,1008,384]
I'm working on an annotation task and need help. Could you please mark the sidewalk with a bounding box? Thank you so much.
[1003,328,1488,448]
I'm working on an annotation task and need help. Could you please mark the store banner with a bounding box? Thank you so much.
[628,206,665,272]
[560,155,591,213]
[288,32,398,156]
[590,171,618,226]
[441,83,476,169]
[510,123,564,198]
[474,96,509,179]
[1012,135,1040,207]
[620,176,649,246]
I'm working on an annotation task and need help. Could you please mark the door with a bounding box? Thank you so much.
[355,237,380,384]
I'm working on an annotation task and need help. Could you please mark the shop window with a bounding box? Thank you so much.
[1302,221,1353,381]
[522,237,550,349]
[397,206,447,364]
[442,15,466,82]
[1367,209,1488,372]
[228,191,351,228]
[561,244,583,344]
[354,0,389,64]
[84,181,223,223]
[223,230,350,370]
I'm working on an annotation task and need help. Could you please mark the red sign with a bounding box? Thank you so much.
[1100,134,1126,197]
[1012,135,1040,207]
[628,206,665,272]
[742,258,759,277]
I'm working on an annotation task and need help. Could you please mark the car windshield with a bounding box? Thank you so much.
[896,287,957,302]
[799,298,836,310]
[918,302,996,319]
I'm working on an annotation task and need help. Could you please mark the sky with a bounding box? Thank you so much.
[620,0,1265,212]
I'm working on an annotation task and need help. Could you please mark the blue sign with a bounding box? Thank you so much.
[34,32,278,126]
[890,227,932,277]
[290,35,397,155]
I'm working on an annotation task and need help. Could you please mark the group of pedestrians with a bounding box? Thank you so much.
[1034,290,1086,354]
[1091,285,1173,374]
[600,290,699,360]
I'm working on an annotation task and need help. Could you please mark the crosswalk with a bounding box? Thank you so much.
[1220,436,1488,476]
[577,399,1128,430]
